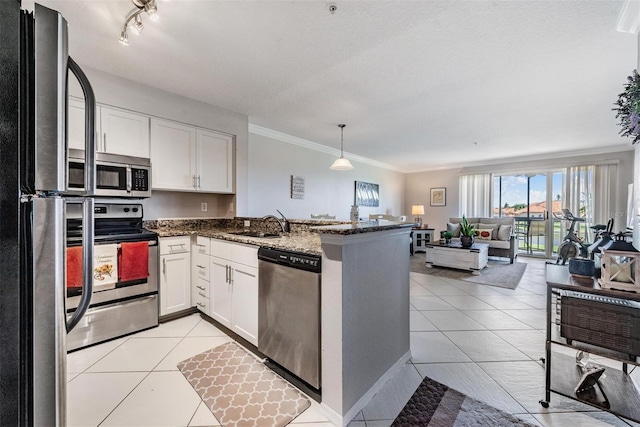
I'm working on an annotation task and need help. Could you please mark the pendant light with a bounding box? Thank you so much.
[330,124,354,171]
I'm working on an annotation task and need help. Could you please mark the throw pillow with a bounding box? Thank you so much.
[476,228,493,240]
[478,223,498,240]
[447,222,461,238]
[498,224,512,241]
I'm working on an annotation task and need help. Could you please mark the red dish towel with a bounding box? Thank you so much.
[66,246,83,288]
[119,241,149,282]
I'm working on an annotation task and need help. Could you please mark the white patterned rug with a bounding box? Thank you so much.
[177,341,310,427]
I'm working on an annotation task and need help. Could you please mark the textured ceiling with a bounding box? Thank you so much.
[31,0,637,172]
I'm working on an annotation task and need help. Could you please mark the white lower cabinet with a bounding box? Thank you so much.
[209,240,259,346]
[230,262,258,344]
[191,236,211,313]
[159,236,191,316]
[211,257,233,326]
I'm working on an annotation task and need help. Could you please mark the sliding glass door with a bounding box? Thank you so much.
[493,171,565,258]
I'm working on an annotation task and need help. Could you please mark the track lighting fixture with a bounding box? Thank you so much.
[118,0,158,45]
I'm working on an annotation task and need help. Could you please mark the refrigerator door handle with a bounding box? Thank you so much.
[66,57,96,333]
[66,198,94,333]
[68,56,96,195]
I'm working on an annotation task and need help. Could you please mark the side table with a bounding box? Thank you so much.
[411,228,434,254]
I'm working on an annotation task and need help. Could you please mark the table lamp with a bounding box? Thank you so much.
[411,204,425,227]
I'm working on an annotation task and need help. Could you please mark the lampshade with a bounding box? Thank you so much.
[411,205,425,215]
[330,157,354,171]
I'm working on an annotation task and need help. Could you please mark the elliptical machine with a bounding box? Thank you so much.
[554,209,588,265]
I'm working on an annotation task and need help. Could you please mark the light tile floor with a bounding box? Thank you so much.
[66,257,640,426]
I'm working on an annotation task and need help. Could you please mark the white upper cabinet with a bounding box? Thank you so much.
[67,98,150,158]
[99,106,150,158]
[68,98,86,151]
[150,118,197,191]
[197,129,234,193]
[151,117,235,193]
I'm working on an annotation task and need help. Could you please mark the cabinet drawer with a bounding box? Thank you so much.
[211,239,258,268]
[194,277,210,299]
[233,244,258,268]
[194,236,210,255]
[194,253,210,281]
[159,236,190,255]
[194,292,209,313]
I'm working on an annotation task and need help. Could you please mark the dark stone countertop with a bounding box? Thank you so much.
[311,221,417,235]
[146,219,416,256]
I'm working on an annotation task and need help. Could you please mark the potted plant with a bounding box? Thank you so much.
[442,231,453,244]
[459,215,476,248]
[614,70,640,145]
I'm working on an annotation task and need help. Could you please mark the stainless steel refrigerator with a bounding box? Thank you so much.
[1,2,97,425]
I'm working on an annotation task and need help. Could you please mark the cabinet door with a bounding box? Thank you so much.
[150,118,197,191]
[196,129,234,193]
[231,263,258,346]
[100,106,150,158]
[68,97,88,151]
[210,257,232,328]
[160,252,191,316]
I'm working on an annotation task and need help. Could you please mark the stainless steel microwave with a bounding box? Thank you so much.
[68,149,151,198]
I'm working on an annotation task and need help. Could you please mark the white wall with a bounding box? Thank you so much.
[69,66,249,220]
[247,132,405,220]
[405,149,635,234]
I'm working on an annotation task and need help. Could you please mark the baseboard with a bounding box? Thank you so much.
[320,350,412,427]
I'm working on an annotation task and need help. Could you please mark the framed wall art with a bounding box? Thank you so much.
[354,181,379,207]
[430,187,446,206]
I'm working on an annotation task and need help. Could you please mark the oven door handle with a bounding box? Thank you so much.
[66,198,95,333]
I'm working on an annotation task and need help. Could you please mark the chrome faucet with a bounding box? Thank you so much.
[262,210,290,233]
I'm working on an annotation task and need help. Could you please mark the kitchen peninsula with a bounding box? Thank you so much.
[146,218,413,427]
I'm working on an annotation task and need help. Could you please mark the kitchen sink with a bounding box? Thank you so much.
[230,230,280,238]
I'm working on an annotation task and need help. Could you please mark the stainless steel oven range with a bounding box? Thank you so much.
[66,202,158,351]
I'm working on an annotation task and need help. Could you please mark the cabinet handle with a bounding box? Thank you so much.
[225,264,229,283]
[196,302,205,308]
[103,132,107,152]
[162,258,166,275]
[196,285,205,291]
[196,264,205,269]
[197,175,201,189]
[192,175,197,189]
[229,267,233,285]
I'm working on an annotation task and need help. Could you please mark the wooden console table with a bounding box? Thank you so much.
[543,264,640,422]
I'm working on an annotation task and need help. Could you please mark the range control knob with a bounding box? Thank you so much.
[132,207,139,213]
[123,208,130,213]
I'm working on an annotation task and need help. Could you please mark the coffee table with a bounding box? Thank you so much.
[425,242,489,275]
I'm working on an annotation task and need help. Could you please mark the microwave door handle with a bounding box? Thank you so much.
[66,198,95,333]
[68,57,96,195]
[126,165,132,193]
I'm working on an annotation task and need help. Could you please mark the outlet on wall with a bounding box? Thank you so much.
[201,202,207,212]
[229,202,234,212]
[244,220,250,227]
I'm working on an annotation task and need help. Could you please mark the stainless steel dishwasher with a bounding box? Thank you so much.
[258,247,321,389]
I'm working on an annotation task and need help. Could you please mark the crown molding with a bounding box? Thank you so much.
[248,124,401,172]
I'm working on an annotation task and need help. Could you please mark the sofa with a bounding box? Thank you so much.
[445,217,516,263]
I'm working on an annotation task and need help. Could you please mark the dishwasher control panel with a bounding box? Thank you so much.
[258,247,321,273]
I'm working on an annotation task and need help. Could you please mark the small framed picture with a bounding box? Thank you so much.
[430,187,446,206]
